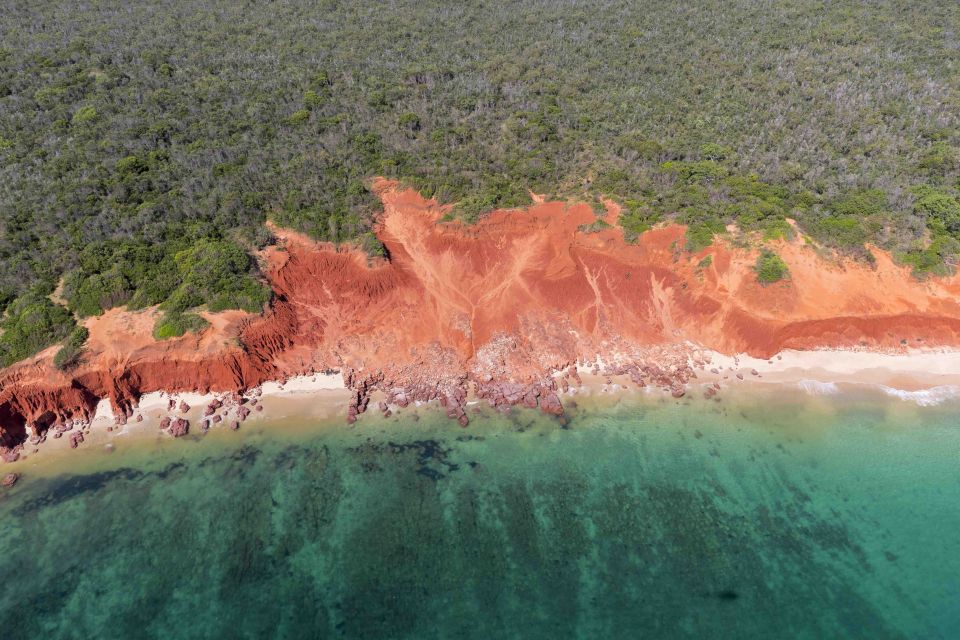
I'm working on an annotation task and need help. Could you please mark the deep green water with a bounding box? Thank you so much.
[1,388,958,639]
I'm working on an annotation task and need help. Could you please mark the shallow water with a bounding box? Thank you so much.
[1,388,958,639]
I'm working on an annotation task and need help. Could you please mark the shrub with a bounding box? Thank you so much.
[805,214,867,249]
[53,325,90,371]
[918,142,956,176]
[304,90,325,110]
[397,112,421,132]
[358,231,387,259]
[70,105,98,126]
[64,269,132,317]
[899,235,960,278]
[153,311,209,340]
[618,201,661,242]
[287,109,310,125]
[615,133,664,160]
[685,217,726,252]
[578,219,612,234]
[829,189,888,218]
[914,191,960,235]
[754,250,790,284]
[700,143,732,161]
[661,160,727,183]
[53,344,82,370]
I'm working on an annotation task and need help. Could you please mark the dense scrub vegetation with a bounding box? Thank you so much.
[0,0,958,362]
[0,294,75,367]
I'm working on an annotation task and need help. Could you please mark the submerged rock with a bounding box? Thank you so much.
[1,472,18,488]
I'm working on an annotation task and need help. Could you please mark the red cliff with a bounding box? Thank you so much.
[4,180,960,449]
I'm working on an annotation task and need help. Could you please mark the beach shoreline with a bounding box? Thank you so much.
[5,346,960,476]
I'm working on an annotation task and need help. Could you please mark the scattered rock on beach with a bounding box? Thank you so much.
[169,418,189,437]
[179,401,191,413]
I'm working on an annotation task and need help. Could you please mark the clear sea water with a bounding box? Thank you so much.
[0,387,958,639]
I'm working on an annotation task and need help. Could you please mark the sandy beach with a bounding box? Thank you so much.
[5,347,960,476]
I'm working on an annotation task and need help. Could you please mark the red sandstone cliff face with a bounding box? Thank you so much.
[4,179,960,448]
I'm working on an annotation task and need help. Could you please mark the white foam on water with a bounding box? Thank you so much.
[875,384,960,407]
[796,380,840,395]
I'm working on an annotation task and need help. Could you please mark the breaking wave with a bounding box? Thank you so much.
[795,380,960,406]
[796,380,840,395]
[876,385,960,407]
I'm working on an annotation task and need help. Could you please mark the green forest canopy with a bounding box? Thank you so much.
[0,0,958,363]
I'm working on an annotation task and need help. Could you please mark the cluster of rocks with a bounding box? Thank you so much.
[588,356,699,399]
[438,386,470,426]
[158,416,190,437]
[337,347,711,429]
[156,388,266,437]
[47,419,93,449]
[69,431,85,448]
[344,368,477,427]
[111,404,135,428]
[474,378,564,417]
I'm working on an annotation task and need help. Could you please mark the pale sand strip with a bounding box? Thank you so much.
[702,349,960,389]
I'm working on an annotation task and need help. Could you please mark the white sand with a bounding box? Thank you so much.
[702,348,960,389]
[259,371,346,395]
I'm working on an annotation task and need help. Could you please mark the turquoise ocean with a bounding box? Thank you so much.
[0,386,958,639]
